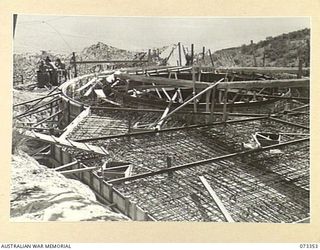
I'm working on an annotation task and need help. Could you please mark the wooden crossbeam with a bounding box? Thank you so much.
[59,166,99,175]
[289,104,309,112]
[217,78,310,90]
[199,176,234,222]
[152,83,163,99]
[54,160,79,171]
[161,88,172,101]
[23,130,108,155]
[72,60,149,64]
[77,77,97,92]
[115,73,309,90]
[155,79,224,127]
[202,66,310,74]
[60,107,90,140]
[91,106,267,117]
[155,90,179,130]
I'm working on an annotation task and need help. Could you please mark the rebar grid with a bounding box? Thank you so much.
[63,110,309,222]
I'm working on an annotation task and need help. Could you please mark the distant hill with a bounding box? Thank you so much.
[78,42,137,61]
[13,42,145,85]
[14,29,310,87]
[206,28,310,67]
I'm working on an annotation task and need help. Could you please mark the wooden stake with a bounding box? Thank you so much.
[191,44,194,66]
[208,49,214,67]
[223,89,228,122]
[192,66,197,112]
[205,89,211,113]
[72,52,78,77]
[209,87,216,123]
[178,42,182,66]
[199,176,235,222]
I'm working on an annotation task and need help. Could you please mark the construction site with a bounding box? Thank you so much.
[11,17,310,222]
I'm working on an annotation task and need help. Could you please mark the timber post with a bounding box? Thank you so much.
[72,52,78,77]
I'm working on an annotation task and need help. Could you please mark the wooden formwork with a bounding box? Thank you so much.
[50,144,155,221]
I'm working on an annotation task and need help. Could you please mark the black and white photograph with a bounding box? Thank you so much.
[11,15,310,223]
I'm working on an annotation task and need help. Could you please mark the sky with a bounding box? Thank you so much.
[13,15,310,54]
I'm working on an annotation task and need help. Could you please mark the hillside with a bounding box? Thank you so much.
[79,42,137,61]
[13,42,150,86]
[208,28,310,67]
[13,29,310,87]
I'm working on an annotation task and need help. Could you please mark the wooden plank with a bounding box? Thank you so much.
[115,73,309,90]
[77,77,97,92]
[152,83,163,99]
[222,90,228,122]
[100,97,122,106]
[24,130,108,155]
[208,49,214,67]
[94,89,106,98]
[192,67,197,112]
[161,88,172,101]
[191,44,194,65]
[289,104,309,112]
[60,107,90,139]
[84,85,96,97]
[60,166,99,175]
[217,78,310,90]
[178,42,182,66]
[199,176,235,222]
[73,60,148,64]
[155,91,179,130]
[205,89,211,112]
[155,79,224,125]
[201,66,310,74]
[54,160,79,171]
[209,87,216,122]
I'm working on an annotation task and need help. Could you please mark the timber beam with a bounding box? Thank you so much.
[114,73,309,90]
[23,130,108,156]
[72,60,148,64]
[196,66,310,74]
[91,106,267,116]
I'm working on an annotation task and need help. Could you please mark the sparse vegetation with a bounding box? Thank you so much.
[208,28,310,67]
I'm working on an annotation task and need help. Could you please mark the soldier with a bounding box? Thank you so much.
[185,52,192,66]
[55,58,67,83]
[45,56,58,86]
